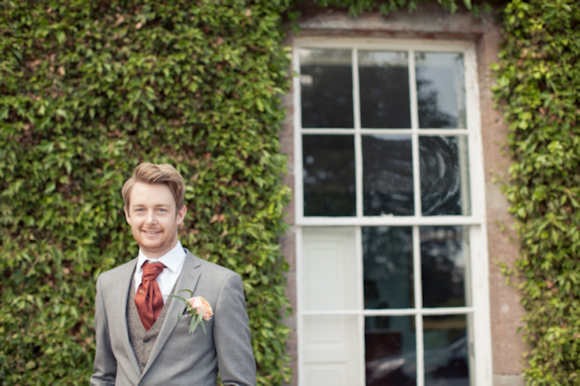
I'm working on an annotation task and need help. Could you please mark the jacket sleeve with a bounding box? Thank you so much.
[213,272,257,386]
[90,274,117,385]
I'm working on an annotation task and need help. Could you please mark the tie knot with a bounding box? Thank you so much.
[142,261,165,280]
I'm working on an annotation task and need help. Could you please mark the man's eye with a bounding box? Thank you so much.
[158,208,167,213]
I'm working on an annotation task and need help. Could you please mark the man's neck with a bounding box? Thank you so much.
[140,240,180,260]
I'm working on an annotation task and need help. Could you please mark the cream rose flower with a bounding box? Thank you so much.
[188,296,213,322]
[170,291,213,334]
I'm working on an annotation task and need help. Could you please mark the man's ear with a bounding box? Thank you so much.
[176,205,187,225]
[124,207,131,224]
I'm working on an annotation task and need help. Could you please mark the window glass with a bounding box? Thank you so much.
[303,135,356,216]
[363,135,414,216]
[366,316,417,386]
[416,52,466,129]
[423,315,470,385]
[419,136,471,216]
[420,226,470,308]
[363,227,414,309]
[359,51,411,129]
[300,48,354,128]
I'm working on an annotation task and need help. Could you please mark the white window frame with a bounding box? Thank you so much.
[293,37,493,386]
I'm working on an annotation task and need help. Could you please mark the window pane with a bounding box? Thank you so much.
[299,48,354,128]
[303,315,362,385]
[302,227,358,311]
[363,227,413,309]
[303,135,356,216]
[359,51,411,128]
[363,135,414,216]
[420,226,469,308]
[366,316,416,386]
[420,136,471,216]
[423,315,470,386]
[416,52,466,129]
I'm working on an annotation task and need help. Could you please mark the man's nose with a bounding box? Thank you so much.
[145,210,156,224]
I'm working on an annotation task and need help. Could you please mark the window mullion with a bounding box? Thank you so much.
[413,225,425,386]
[409,49,420,132]
[465,45,486,220]
[293,47,305,223]
[409,49,422,218]
[302,307,477,316]
[297,215,482,227]
[353,48,363,219]
[355,226,365,385]
[410,50,426,386]
[295,226,304,386]
[353,49,366,384]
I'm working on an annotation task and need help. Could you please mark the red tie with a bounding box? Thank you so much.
[134,261,165,331]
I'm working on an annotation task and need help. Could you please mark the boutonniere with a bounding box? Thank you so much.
[169,290,213,334]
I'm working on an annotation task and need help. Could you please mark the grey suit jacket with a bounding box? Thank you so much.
[90,250,256,385]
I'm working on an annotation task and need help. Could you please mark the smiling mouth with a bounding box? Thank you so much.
[142,230,161,235]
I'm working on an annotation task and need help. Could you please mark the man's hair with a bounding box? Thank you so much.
[122,162,185,211]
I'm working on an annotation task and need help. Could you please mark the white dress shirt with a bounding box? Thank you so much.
[134,241,186,303]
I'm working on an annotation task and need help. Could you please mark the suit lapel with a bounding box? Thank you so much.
[142,251,202,376]
[116,258,141,375]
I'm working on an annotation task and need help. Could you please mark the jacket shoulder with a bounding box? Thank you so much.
[98,257,137,284]
[185,250,240,280]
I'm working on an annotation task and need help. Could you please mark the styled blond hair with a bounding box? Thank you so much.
[122,162,185,211]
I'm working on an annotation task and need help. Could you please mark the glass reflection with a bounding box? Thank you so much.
[359,51,411,128]
[363,135,414,216]
[299,48,354,128]
[303,135,356,216]
[415,52,466,129]
[363,227,413,310]
[366,316,416,386]
[420,226,469,308]
[423,315,470,386]
[420,136,470,216]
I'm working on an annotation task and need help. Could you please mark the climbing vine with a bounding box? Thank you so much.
[0,0,292,384]
[493,0,580,383]
[1,0,578,384]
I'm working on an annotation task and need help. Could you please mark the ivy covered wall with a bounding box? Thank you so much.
[493,0,580,384]
[0,0,292,384]
[1,0,579,384]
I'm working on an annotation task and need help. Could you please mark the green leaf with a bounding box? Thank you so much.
[45,181,56,194]
[168,294,188,304]
[56,31,66,44]
[189,315,201,334]
[177,289,193,298]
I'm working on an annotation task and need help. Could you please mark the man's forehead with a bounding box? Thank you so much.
[130,183,175,206]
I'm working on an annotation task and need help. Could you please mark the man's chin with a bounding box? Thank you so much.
[138,240,165,253]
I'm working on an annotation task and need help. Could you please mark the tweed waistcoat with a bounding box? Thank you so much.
[127,273,175,371]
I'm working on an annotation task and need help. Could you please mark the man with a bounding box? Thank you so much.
[91,162,256,385]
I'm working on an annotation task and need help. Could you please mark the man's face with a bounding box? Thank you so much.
[125,182,186,259]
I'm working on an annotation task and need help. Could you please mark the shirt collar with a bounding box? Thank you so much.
[137,241,186,274]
